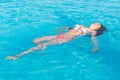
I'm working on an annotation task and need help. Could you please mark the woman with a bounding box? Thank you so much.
[5,22,106,60]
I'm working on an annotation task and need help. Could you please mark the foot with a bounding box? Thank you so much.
[5,56,19,60]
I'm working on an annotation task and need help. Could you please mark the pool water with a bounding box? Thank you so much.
[0,0,120,80]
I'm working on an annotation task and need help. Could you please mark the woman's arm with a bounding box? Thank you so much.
[59,26,70,31]
[58,26,72,33]
[91,31,98,52]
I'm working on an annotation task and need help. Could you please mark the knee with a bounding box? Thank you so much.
[33,39,39,43]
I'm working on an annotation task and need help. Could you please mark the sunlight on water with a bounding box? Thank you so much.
[0,0,120,80]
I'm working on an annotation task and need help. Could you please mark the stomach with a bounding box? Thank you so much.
[64,29,80,37]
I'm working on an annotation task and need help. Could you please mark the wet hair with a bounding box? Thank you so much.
[95,24,107,36]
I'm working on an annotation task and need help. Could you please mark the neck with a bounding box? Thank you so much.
[88,28,94,33]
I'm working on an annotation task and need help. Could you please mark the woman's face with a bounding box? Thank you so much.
[89,23,101,30]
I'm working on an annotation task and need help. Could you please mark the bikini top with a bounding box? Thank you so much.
[73,24,89,36]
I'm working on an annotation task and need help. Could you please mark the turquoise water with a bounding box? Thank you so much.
[0,0,120,80]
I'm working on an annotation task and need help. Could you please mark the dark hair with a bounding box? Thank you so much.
[95,25,107,36]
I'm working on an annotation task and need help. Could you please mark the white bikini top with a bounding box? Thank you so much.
[74,24,89,35]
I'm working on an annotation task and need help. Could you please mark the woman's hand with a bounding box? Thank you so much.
[60,26,69,30]
[91,48,98,52]
[58,26,70,33]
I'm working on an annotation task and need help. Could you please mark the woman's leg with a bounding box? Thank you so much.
[5,39,59,60]
[5,38,70,60]
[5,44,44,60]
[33,35,56,44]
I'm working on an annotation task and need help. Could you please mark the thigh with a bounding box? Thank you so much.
[33,35,56,43]
[40,35,56,40]
[42,38,71,49]
[49,38,69,45]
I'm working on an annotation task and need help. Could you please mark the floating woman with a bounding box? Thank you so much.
[5,22,106,60]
